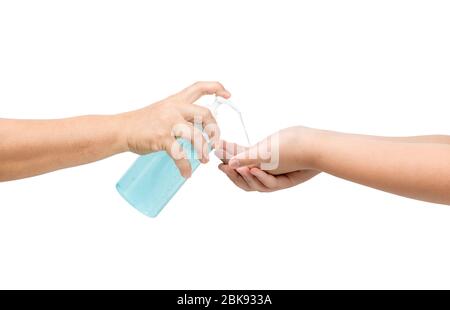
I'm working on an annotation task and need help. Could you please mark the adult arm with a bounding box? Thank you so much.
[0,81,230,181]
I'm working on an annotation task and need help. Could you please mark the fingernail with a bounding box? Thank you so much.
[229,159,240,169]
[237,167,247,173]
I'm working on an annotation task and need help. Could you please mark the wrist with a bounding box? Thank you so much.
[109,113,132,153]
[292,126,324,170]
[303,128,334,170]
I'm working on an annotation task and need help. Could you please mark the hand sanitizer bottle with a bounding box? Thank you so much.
[116,96,250,217]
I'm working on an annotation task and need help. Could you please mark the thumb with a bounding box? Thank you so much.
[164,138,192,178]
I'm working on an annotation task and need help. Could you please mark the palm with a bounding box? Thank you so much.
[216,140,320,192]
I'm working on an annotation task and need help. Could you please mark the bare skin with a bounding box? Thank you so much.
[217,127,450,205]
[0,81,230,181]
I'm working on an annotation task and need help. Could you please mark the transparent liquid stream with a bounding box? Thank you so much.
[237,111,251,146]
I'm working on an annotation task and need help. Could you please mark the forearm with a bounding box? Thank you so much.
[358,134,450,144]
[308,130,450,205]
[0,115,126,181]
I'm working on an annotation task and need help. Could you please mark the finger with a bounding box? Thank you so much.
[256,169,320,190]
[219,164,252,191]
[214,140,248,164]
[181,104,220,144]
[164,138,192,178]
[228,136,276,169]
[214,148,232,163]
[173,122,209,163]
[236,167,270,192]
[180,81,231,103]
[249,168,280,189]
[218,164,251,191]
[228,145,263,169]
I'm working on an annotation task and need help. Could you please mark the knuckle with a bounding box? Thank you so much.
[211,81,222,88]
[199,107,213,119]
[206,109,214,119]
[164,137,176,149]
[193,81,203,89]
[173,122,189,136]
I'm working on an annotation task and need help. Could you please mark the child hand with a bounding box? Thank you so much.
[219,163,319,192]
[215,137,320,192]
[225,126,317,174]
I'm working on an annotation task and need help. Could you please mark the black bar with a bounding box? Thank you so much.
[0,290,448,307]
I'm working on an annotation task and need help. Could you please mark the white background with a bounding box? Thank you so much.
[0,0,449,289]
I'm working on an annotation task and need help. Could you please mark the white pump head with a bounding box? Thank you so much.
[213,96,241,115]
[211,96,251,146]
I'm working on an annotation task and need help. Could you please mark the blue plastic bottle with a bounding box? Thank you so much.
[116,138,200,217]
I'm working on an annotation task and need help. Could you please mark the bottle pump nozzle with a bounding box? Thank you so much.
[211,96,251,146]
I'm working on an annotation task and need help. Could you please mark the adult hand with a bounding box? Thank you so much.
[118,81,231,178]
